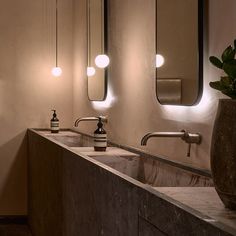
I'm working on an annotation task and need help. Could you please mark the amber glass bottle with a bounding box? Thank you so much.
[94,117,107,151]
[50,110,59,133]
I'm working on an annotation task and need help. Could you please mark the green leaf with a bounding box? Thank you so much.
[209,56,223,69]
[209,81,224,91]
[221,90,236,99]
[221,45,235,62]
[222,60,236,78]
[209,39,236,99]
[220,76,231,87]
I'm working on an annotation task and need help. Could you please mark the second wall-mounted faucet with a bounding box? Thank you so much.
[141,130,201,157]
[74,116,108,127]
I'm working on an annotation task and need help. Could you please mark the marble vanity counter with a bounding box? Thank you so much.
[70,146,139,157]
[39,130,79,136]
[155,187,236,232]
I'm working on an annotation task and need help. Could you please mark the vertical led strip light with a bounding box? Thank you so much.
[51,0,62,77]
[87,0,96,77]
[94,0,109,68]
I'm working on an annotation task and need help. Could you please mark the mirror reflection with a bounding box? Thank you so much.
[87,0,108,101]
[156,0,203,105]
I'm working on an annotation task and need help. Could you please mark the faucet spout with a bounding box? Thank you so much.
[74,116,107,127]
[141,131,185,146]
[141,130,201,157]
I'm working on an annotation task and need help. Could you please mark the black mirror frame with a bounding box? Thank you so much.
[155,0,205,106]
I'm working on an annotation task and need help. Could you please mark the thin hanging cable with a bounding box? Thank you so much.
[51,0,62,77]
[55,0,58,67]
[101,0,104,53]
[87,0,91,66]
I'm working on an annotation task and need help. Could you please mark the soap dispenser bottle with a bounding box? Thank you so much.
[94,117,107,151]
[50,110,59,133]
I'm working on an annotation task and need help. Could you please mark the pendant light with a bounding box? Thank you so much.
[94,0,109,69]
[87,0,96,77]
[51,0,62,77]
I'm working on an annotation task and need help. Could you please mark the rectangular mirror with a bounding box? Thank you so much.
[156,0,203,105]
[87,0,108,101]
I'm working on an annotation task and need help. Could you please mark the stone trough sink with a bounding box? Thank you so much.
[28,129,236,236]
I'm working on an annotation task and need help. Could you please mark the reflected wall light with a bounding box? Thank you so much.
[156,54,165,68]
[87,67,96,77]
[51,0,62,77]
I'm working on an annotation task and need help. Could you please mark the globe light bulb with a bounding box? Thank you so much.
[51,67,62,77]
[95,54,110,68]
[87,67,96,77]
[156,54,165,68]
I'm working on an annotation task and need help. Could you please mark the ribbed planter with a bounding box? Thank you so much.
[211,99,236,209]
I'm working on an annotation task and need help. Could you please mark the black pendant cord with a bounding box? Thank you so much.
[101,0,104,54]
[87,0,91,66]
[55,0,58,67]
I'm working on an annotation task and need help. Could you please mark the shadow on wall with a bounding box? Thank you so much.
[0,131,27,215]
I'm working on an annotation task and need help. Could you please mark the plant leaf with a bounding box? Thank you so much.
[222,60,236,78]
[220,76,231,87]
[209,39,236,99]
[221,45,235,62]
[209,56,223,69]
[209,81,224,91]
[221,90,236,99]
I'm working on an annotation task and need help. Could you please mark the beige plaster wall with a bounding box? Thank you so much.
[0,0,73,214]
[73,0,236,171]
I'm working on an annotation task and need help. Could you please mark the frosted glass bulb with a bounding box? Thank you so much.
[156,54,165,68]
[51,67,62,77]
[95,54,110,68]
[87,67,96,77]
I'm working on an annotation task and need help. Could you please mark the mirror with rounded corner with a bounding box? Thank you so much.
[156,0,203,105]
[87,0,108,101]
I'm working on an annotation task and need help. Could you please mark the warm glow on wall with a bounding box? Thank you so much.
[92,86,115,110]
[160,88,214,123]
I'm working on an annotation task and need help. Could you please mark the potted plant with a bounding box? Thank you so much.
[209,39,236,98]
[209,39,236,209]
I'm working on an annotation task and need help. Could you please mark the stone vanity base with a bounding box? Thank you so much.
[0,217,31,236]
[28,129,236,236]
[0,225,32,236]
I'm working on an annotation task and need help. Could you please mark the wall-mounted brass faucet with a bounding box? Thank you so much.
[74,116,108,127]
[141,130,201,157]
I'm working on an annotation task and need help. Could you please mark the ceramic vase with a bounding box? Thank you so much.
[211,99,236,209]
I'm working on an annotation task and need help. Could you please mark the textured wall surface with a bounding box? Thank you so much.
[0,0,73,214]
[73,0,236,170]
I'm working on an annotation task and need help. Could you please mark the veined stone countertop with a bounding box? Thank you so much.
[71,146,139,157]
[39,130,80,136]
[155,187,236,231]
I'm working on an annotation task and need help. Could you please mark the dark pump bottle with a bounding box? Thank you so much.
[50,110,59,133]
[94,117,107,151]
